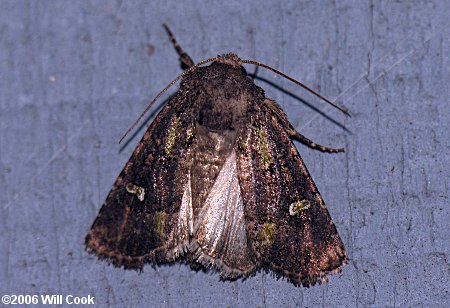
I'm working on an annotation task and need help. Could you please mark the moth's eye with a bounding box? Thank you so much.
[240,66,248,75]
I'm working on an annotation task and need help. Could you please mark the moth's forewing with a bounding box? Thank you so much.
[236,101,348,287]
[85,96,194,268]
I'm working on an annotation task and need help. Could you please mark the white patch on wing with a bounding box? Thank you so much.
[191,150,255,277]
[169,171,194,258]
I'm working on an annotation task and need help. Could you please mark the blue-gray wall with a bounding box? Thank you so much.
[1,1,448,307]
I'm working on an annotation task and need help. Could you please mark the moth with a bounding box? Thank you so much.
[85,24,348,287]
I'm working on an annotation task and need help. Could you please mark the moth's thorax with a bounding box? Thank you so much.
[183,61,265,131]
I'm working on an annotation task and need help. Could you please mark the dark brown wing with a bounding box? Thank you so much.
[236,100,348,287]
[85,94,196,269]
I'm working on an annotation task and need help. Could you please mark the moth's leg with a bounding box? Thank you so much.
[163,24,194,69]
[291,131,344,153]
[263,99,344,153]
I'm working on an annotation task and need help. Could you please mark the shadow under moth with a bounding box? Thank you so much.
[85,24,348,287]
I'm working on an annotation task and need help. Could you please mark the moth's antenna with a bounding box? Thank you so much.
[119,56,219,144]
[241,59,351,117]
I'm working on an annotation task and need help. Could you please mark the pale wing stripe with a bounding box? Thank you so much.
[193,151,254,273]
[168,171,194,258]
[179,171,194,238]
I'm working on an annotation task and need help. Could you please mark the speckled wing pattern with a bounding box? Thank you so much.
[85,55,347,287]
[236,100,348,287]
[85,92,196,269]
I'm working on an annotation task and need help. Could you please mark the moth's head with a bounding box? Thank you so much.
[216,53,243,68]
[215,53,248,75]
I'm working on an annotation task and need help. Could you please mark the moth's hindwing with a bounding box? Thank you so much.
[236,101,348,287]
[85,94,194,269]
[190,149,256,278]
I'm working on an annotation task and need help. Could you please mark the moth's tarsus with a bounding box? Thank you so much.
[264,98,345,153]
[91,24,349,288]
[292,131,345,153]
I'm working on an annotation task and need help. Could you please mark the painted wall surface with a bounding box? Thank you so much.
[0,1,448,307]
